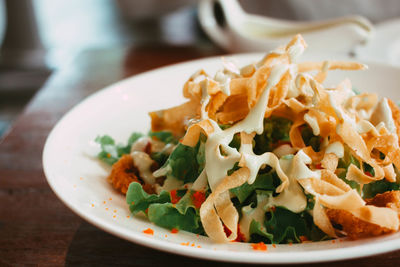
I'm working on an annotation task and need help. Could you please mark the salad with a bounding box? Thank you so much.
[96,35,400,244]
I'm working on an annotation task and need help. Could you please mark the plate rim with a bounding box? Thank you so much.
[43,54,400,264]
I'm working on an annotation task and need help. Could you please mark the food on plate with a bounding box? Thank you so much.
[96,35,400,244]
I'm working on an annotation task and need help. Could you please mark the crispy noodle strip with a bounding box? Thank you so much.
[200,167,250,242]
[298,61,367,73]
[181,119,214,147]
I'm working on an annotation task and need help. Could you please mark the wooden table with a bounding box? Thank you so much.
[1,42,400,266]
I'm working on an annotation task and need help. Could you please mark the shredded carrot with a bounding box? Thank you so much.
[143,228,154,235]
[251,242,267,251]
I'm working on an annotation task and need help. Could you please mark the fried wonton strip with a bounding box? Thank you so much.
[183,69,209,100]
[314,61,329,83]
[314,197,337,238]
[366,133,400,171]
[149,99,200,137]
[299,178,345,196]
[346,164,384,184]
[388,99,400,146]
[289,119,306,148]
[318,190,399,231]
[326,209,394,239]
[346,93,378,111]
[200,167,250,242]
[320,170,352,192]
[321,153,339,172]
[297,61,367,73]
[181,119,214,147]
[366,191,400,215]
[207,91,228,120]
[337,121,385,184]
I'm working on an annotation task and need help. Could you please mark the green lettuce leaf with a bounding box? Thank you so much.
[301,125,322,152]
[230,172,280,203]
[362,179,400,199]
[254,116,293,154]
[264,207,308,244]
[126,182,203,234]
[95,132,143,165]
[159,134,206,183]
[148,131,178,144]
[249,220,273,243]
[126,182,170,215]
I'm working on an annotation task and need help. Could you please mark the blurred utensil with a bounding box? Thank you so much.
[198,0,373,54]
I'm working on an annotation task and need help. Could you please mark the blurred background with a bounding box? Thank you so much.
[0,0,400,139]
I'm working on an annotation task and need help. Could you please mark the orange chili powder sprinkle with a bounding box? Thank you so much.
[197,245,201,248]
[143,228,154,235]
[331,240,336,244]
[103,201,106,204]
[251,242,267,251]
[126,215,130,218]
[91,204,94,207]
[113,209,117,213]
[191,243,195,247]
[171,228,179,234]
[170,190,182,204]
[105,208,109,211]
[192,191,206,209]
[109,197,112,201]
[113,215,116,218]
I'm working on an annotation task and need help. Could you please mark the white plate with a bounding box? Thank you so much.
[43,54,400,264]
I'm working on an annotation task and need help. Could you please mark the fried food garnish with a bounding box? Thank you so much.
[366,191,400,215]
[326,209,394,239]
[108,155,154,194]
[388,99,400,146]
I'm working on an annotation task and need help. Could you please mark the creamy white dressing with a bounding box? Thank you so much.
[191,169,208,191]
[356,120,379,135]
[214,70,232,96]
[204,64,289,191]
[304,113,320,136]
[239,194,270,241]
[370,98,397,136]
[131,151,156,185]
[130,137,151,152]
[325,141,344,158]
[287,38,305,63]
[265,154,309,213]
[156,176,183,194]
